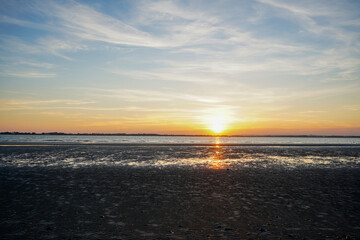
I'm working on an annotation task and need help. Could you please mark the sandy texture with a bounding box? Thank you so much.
[0,145,359,239]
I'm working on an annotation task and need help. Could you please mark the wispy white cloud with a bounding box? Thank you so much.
[0,99,96,111]
[137,54,359,79]
[0,36,40,54]
[139,0,218,22]
[0,14,49,30]
[2,0,350,64]
[0,99,94,105]
[19,0,301,53]
[4,71,56,78]
[36,37,87,60]
[257,0,360,45]
[0,35,86,60]
[34,1,168,48]
[106,68,226,84]
[16,61,54,69]
[343,105,360,111]
[85,87,224,104]
[257,0,335,16]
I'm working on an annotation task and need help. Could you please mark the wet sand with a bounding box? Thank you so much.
[1,145,359,239]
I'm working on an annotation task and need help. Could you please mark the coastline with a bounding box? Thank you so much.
[2,132,360,138]
[1,142,360,147]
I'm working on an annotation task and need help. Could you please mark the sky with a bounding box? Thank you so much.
[0,0,360,135]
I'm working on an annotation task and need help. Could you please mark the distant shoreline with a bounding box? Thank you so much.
[0,132,360,138]
[1,142,360,147]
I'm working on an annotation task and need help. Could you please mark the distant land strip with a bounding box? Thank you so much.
[1,142,360,147]
[1,132,360,138]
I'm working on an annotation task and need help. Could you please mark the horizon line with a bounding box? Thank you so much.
[1,132,360,138]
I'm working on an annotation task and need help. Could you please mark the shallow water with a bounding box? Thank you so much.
[0,145,359,169]
[1,134,360,144]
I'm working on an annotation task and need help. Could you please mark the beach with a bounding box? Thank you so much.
[1,0,359,238]
[1,144,359,239]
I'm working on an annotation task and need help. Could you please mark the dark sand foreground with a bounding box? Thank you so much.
[0,145,359,239]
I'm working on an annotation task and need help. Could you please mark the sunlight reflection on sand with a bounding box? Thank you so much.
[1,145,359,169]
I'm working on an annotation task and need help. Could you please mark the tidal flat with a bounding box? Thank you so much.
[0,145,359,239]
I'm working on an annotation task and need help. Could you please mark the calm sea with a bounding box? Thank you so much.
[0,134,359,145]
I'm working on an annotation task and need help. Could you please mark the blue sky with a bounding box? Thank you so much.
[0,0,360,134]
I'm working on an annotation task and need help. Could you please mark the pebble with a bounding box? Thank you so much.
[259,227,268,232]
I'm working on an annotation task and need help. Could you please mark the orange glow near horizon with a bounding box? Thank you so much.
[1,110,360,135]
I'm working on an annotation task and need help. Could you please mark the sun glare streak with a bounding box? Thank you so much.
[215,137,221,146]
[209,143,225,169]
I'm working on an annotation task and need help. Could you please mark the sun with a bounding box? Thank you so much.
[208,116,226,134]
[210,122,224,133]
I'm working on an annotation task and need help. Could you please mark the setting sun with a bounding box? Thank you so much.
[209,116,226,134]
